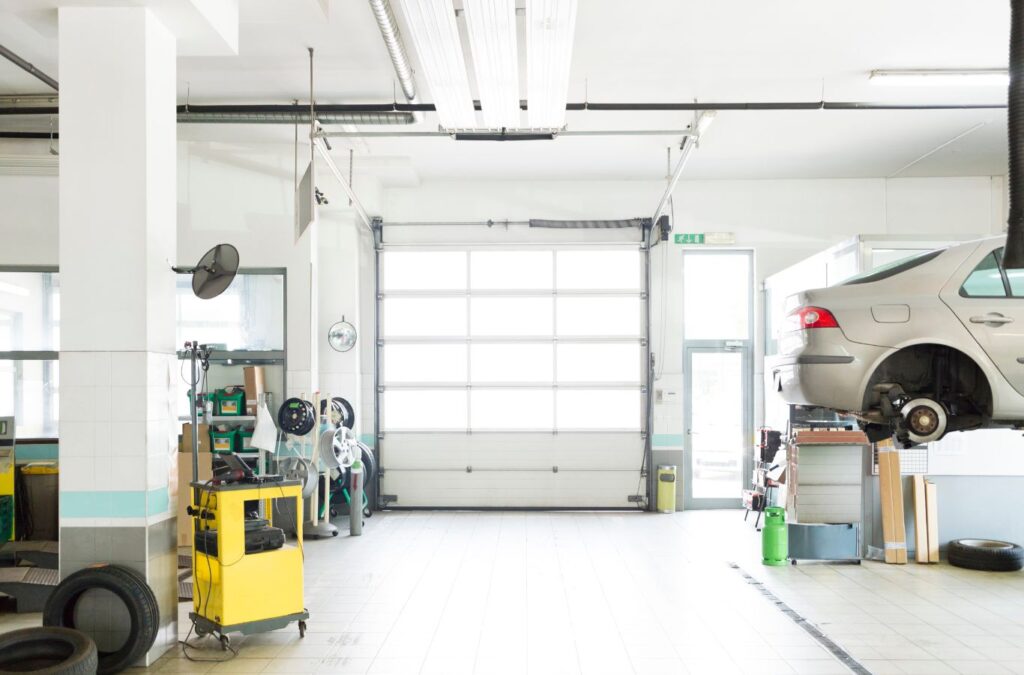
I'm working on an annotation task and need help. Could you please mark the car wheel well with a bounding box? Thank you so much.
[862,344,993,418]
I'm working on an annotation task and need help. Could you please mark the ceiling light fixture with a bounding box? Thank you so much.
[525,0,578,128]
[869,69,1009,87]
[396,0,477,128]
[464,0,521,128]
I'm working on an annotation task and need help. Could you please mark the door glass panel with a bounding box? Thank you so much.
[383,390,467,429]
[383,297,467,337]
[683,254,750,340]
[557,389,640,430]
[690,351,744,499]
[471,389,554,429]
[556,250,640,290]
[471,251,553,290]
[470,297,553,336]
[961,252,1007,298]
[556,297,640,337]
[470,343,553,383]
[382,251,467,291]
[557,343,640,383]
[383,344,467,383]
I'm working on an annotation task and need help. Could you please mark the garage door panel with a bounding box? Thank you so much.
[382,433,642,471]
[379,243,646,507]
[382,470,639,508]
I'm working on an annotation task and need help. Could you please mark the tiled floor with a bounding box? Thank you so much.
[2,510,1023,674]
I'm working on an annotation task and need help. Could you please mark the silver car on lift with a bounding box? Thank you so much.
[772,235,1024,446]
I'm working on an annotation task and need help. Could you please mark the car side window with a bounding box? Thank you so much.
[1007,263,1024,297]
[960,250,1009,298]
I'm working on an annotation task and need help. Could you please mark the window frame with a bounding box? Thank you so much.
[0,265,60,440]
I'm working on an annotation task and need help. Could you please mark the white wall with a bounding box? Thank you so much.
[0,161,59,266]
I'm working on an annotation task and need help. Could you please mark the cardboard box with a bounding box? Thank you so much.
[243,366,266,415]
[177,450,212,547]
[181,423,211,454]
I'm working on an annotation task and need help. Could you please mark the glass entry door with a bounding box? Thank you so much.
[683,346,751,508]
[681,250,753,509]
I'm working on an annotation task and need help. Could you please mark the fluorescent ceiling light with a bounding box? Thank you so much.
[525,0,578,128]
[396,0,477,128]
[870,69,1009,87]
[464,0,521,128]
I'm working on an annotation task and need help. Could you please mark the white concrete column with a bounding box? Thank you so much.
[57,7,179,663]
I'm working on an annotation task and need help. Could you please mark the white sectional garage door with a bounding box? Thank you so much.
[378,245,646,507]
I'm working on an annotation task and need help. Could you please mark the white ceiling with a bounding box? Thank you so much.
[0,0,1013,182]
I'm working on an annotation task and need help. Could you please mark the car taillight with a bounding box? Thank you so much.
[788,306,840,330]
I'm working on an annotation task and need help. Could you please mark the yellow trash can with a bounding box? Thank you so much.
[657,465,677,513]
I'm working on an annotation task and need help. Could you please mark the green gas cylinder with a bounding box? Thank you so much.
[762,506,788,566]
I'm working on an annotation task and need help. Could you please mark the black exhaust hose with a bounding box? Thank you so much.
[1005,0,1024,269]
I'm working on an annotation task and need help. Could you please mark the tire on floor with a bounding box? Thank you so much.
[0,626,98,675]
[42,564,161,674]
[947,538,1024,572]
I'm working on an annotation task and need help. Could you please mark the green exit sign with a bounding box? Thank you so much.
[674,231,736,246]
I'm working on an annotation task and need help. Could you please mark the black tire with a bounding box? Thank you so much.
[948,539,1024,572]
[358,442,377,482]
[0,626,97,675]
[43,564,161,674]
[319,397,355,430]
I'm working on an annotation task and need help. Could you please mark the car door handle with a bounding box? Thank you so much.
[970,314,1014,325]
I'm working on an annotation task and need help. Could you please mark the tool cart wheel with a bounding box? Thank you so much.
[298,621,307,638]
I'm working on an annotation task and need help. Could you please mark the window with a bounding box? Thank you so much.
[176,273,285,350]
[961,251,1008,298]
[683,253,750,340]
[0,270,60,437]
[379,248,645,432]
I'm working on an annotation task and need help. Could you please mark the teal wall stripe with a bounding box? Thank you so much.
[147,487,170,516]
[359,434,376,449]
[61,486,170,519]
[14,443,59,461]
[652,433,685,447]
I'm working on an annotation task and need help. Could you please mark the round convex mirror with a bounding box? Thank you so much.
[328,319,357,352]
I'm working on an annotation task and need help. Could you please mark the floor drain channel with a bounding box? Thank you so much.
[728,563,871,675]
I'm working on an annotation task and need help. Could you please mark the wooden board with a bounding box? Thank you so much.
[877,440,907,564]
[926,480,939,563]
[913,475,929,563]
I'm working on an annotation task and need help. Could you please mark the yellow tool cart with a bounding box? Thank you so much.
[188,477,308,648]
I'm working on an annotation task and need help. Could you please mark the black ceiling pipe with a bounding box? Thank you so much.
[0,99,1010,120]
[1005,0,1024,269]
[0,131,55,139]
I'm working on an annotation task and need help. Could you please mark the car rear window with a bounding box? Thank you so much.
[841,249,943,286]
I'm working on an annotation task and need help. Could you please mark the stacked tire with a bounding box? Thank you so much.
[0,627,97,674]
